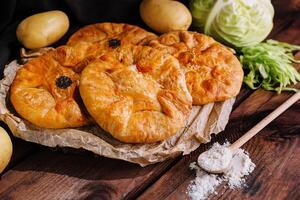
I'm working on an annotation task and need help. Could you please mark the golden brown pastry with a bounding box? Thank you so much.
[80,45,192,143]
[67,22,157,46]
[148,31,244,105]
[10,50,89,128]
[56,23,157,72]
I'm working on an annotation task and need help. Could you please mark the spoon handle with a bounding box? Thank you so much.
[230,91,300,151]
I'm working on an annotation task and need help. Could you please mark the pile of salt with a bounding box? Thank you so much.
[187,142,256,200]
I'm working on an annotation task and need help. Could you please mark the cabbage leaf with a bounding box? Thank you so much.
[189,0,274,47]
[240,40,300,93]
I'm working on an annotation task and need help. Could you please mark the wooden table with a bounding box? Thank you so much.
[0,5,300,200]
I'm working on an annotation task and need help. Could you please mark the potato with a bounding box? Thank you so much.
[140,0,192,33]
[16,10,69,49]
[0,127,13,174]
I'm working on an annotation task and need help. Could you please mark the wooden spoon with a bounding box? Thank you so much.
[198,92,300,174]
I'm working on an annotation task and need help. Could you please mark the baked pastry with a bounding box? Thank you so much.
[79,45,192,143]
[10,50,89,128]
[148,31,244,105]
[67,22,157,46]
[56,23,157,72]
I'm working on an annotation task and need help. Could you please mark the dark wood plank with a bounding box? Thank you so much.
[272,0,300,14]
[212,103,300,200]
[273,12,300,44]
[0,148,179,200]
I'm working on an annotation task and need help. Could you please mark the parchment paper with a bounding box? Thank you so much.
[0,60,235,166]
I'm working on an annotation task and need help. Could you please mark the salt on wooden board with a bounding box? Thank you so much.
[188,142,255,200]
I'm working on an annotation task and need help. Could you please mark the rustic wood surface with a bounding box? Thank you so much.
[0,2,300,200]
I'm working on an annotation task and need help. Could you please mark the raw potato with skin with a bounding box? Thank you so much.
[148,31,244,105]
[80,45,192,143]
[16,10,69,49]
[0,127,13,173]
[140,0,192,33]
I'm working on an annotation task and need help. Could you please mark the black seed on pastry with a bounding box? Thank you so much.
[108,39,121,48]
[56,76,73,89]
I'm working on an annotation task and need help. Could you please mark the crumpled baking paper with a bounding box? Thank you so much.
[0,60,235,166]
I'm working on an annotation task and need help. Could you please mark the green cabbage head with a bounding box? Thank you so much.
[189,0,274,47]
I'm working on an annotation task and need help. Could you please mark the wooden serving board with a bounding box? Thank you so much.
[0,2,300,200]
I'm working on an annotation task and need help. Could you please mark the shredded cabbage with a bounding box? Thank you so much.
[240,40,300,93]
[189,0,274,47]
